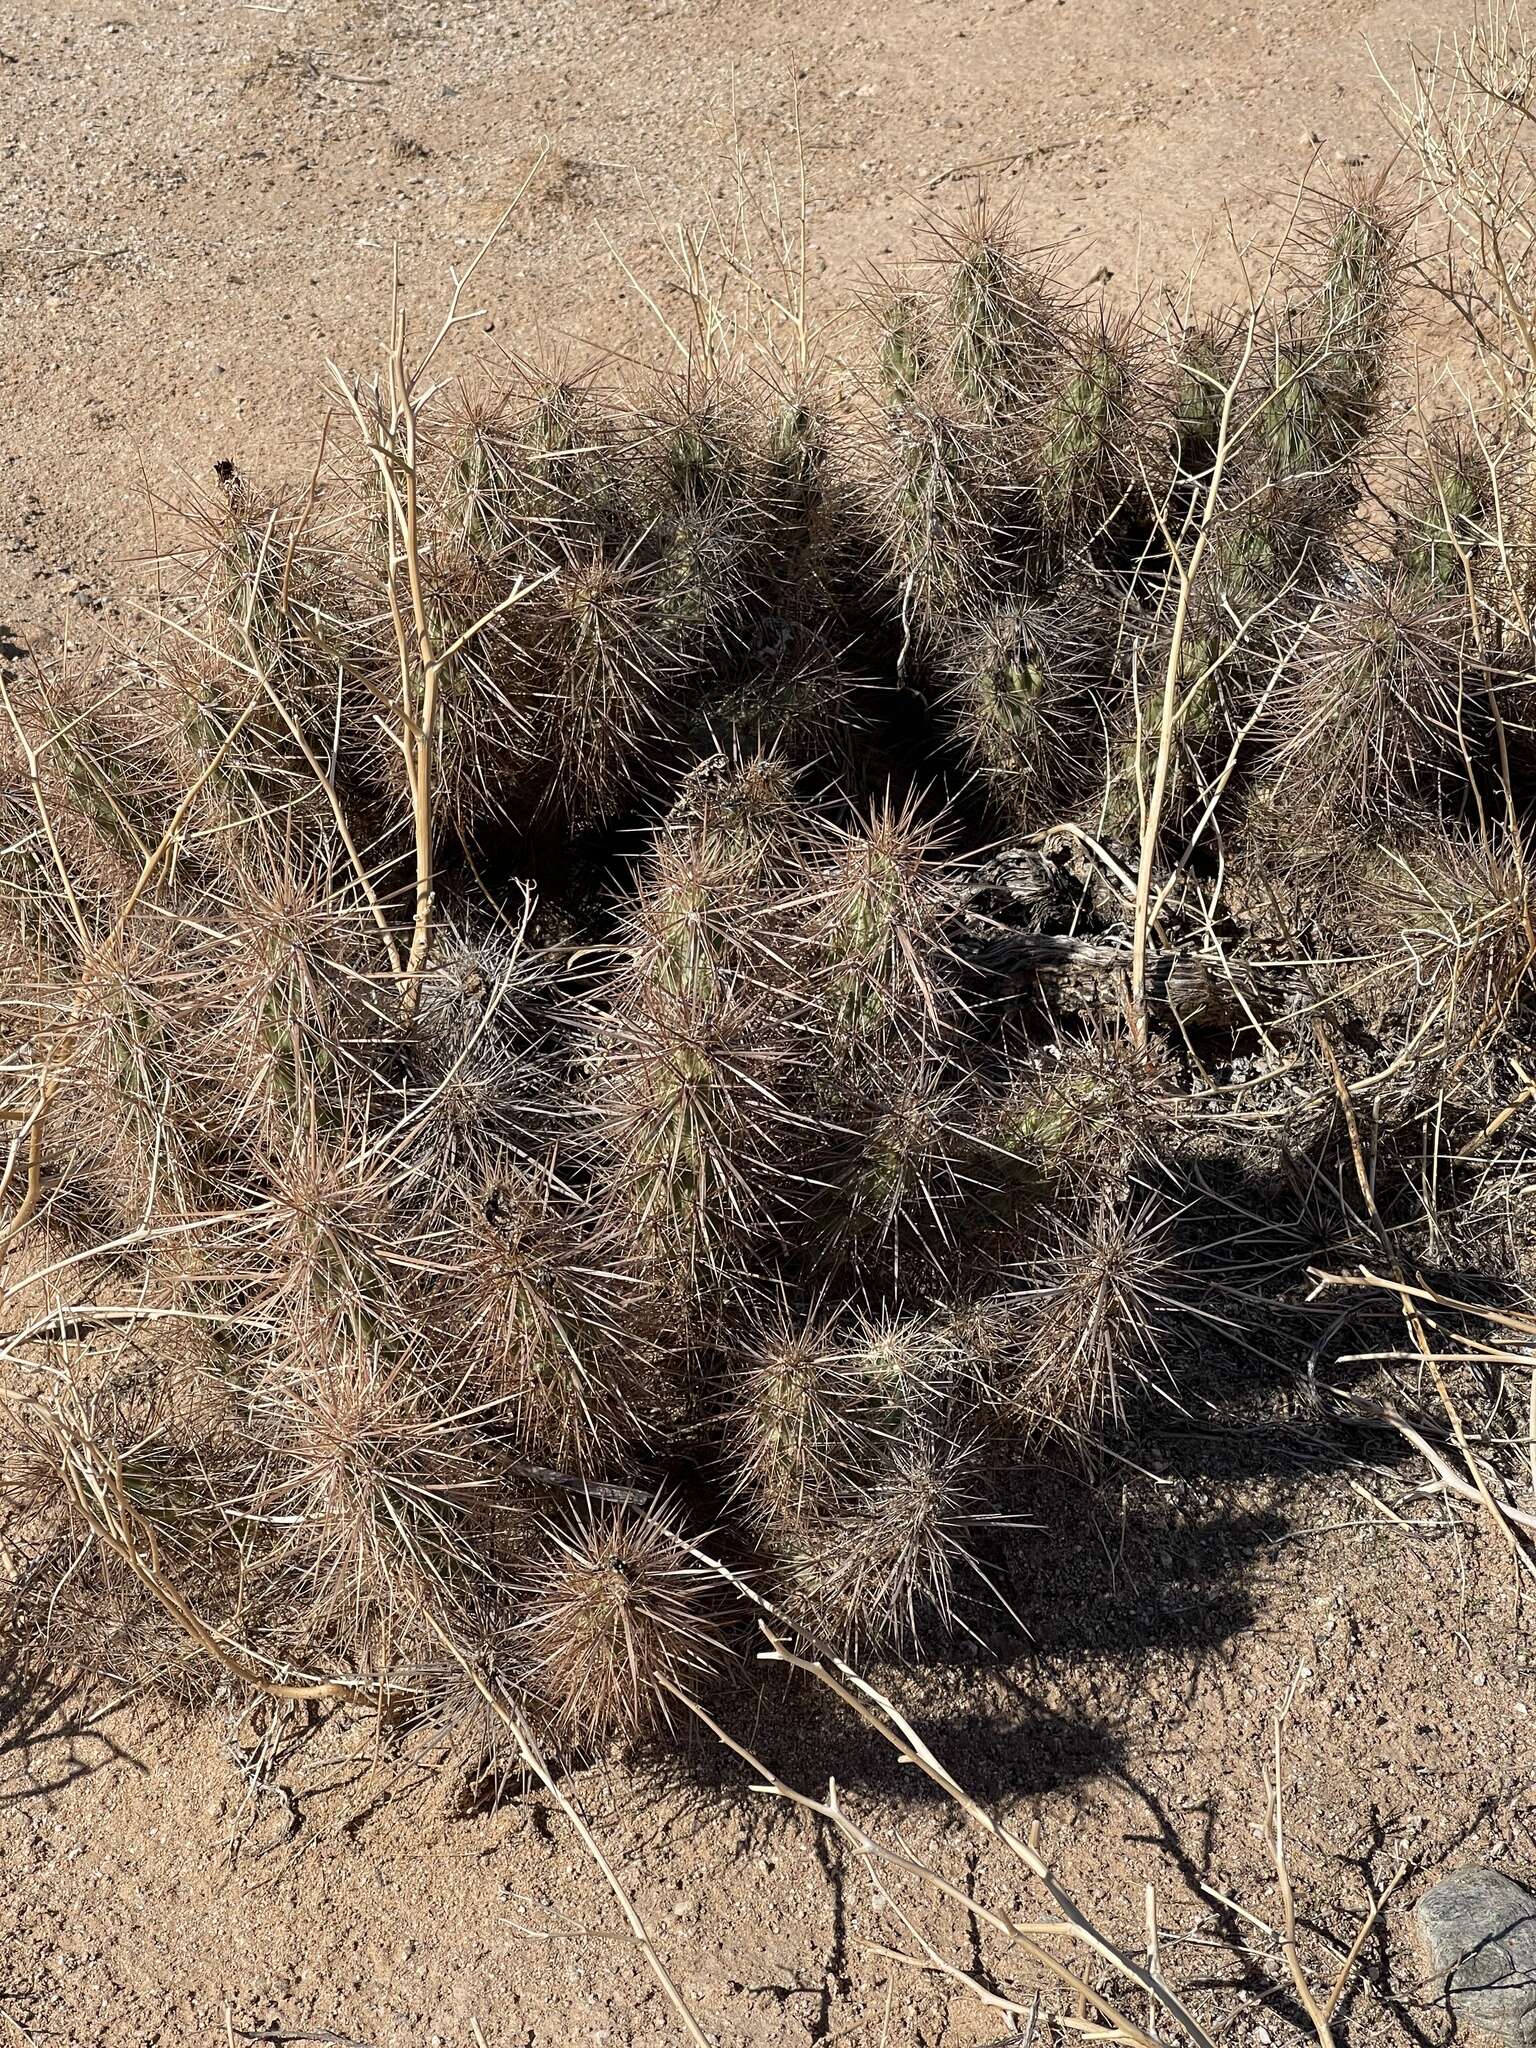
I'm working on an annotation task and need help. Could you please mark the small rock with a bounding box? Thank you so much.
[1417,1866,1536,2046]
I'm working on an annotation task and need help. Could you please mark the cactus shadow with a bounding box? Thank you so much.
[688,1150,1428,1808]
[656,1657,1127,1817]
[973,1151,1419,1668]
[0,1639,144,1806]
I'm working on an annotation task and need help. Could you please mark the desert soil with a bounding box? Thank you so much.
[3,0,1532,2044]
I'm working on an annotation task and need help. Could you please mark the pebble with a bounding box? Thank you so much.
[1417,1866,1536,2047]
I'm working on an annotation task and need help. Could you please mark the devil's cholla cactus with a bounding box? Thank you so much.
[3,180,1532,1759]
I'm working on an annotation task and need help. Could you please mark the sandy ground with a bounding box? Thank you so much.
[5,0,1442,635]
[5,0,1532,2044]
[4,1438,1532,2047]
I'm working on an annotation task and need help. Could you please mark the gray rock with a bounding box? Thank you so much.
[1417,1866,1536,2046]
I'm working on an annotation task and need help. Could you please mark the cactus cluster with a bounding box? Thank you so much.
[3,182,1533,1762]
